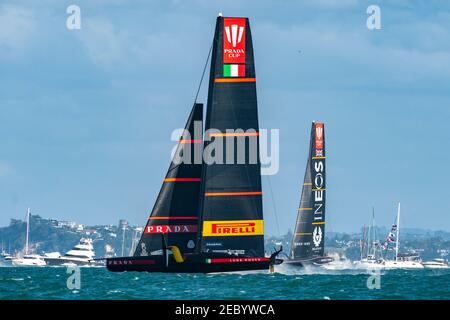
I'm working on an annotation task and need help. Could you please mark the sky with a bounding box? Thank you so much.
[1,0,450,234]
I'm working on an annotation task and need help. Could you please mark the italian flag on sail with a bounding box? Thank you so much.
[223,64,245,77]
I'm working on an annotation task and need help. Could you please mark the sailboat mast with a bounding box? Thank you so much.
[366,218,371,257]
[371,207,376,257]
[395,202,400,262]
[121,225,126,256]
[25,208,30,255]
[360,224,366,260]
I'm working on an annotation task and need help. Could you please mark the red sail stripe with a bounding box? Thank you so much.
[205,191,262,197]
[164,178,201,182]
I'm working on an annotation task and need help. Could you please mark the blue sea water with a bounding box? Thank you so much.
[0,265,449,300]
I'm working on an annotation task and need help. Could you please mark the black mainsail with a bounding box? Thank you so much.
[288,122,332,266]
[199,16,264,258]
[106,16,282,273]
[134,103,203,257]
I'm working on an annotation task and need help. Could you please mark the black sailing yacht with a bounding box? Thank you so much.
[106,15,282,273]
[285,122,334,267]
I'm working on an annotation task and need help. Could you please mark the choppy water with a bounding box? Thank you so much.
[0,265,449,300]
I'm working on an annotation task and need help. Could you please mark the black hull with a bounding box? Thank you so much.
[284,256,334,268]
[106,255,282,273]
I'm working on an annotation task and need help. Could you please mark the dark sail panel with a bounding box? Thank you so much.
[134,103,203,256]
[291,122,326,259]
[106,15,283,273]
[199,17,264,257]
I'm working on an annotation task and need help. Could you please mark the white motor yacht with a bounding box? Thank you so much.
[43,238,99,266]
[1,253,13,266]
[422,258,449,269]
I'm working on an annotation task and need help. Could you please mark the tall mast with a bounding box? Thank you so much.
[129,229,135,256]
[366,217,371,258]
[25,208,30,255]
[371,207,376,257]
[121,225,126,256]
[360,224,366,260]
[395,202,400,262]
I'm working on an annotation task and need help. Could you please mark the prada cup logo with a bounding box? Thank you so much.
[225,24,244,48]
[315,123,324,151]
[313,226,322,247]
[223,18,246,64]
[316,126,323,140]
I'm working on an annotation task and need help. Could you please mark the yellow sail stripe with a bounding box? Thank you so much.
[312,188,326,191]
[312,221,326,225]
[312,156,326,159]
[295,233,312,236]
[303,183,312,186]
[297,208,312,211]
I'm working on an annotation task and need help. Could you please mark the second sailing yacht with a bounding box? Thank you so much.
[285,122,334,268]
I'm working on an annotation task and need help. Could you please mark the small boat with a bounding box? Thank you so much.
[353,257,386,269]
[422,258,449,269]
[0,241,13,266]
[11,254,46,267]
[0,251,12,265]
[284,122,334,268]
[43,238,99,266]
[11,208,47,267]
[353,208,386,269]
[106,15,282,273]
[1,252,12,259]
[1,254,13,266]
[381,203,424,269]
[383,252,424,269]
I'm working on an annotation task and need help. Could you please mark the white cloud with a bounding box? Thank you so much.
[77,18,123,69]
[75,13,210,76]
[0,4,35,59]
[302,0,358,9]
[0,162,13,176]
[254,15,450,90]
